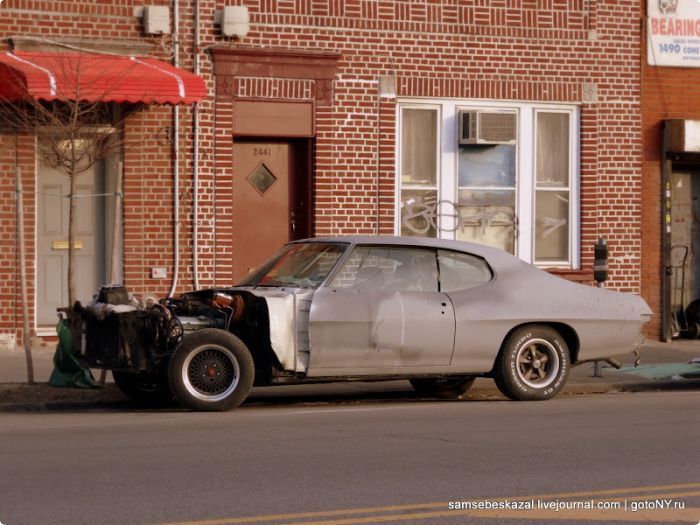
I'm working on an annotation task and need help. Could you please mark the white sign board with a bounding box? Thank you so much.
[647,0,700,67]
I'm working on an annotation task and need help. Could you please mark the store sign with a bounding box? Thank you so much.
[648,0,700,67]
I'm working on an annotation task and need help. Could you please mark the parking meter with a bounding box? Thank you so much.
[594,237,608,285]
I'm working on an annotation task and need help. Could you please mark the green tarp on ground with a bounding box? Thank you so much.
[48,318,100,389]
[617,363,700,380]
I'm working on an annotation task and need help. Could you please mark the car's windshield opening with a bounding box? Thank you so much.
[236,242,348,288]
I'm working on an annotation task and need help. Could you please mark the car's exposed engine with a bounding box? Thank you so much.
[68,284,279,384]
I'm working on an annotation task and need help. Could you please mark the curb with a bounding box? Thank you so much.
[0,378,698,412]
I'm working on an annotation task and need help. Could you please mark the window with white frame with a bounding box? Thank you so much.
[397,101,579,268]
[399,106,439,238]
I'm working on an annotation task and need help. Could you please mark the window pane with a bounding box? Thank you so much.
[401,108,437,186]
[400,189,438,237]
[536,113,569,188]
[458,144,516,187]
[535,191,569,262]
[455,189,516,254]
[330,246,438,292]
[437,250,492,292]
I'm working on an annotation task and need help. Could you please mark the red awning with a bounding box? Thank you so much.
[0,51,207,104]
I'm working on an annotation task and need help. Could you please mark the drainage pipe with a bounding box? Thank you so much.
[168,0,181,297]
[192,0,201,289]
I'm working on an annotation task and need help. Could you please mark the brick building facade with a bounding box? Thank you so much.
[642,0,700,340]
[0,0,647,347]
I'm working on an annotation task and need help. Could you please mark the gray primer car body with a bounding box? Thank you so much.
[233,236,652,379]
[86,235,653,409]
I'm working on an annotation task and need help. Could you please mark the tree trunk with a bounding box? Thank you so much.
[67,168,77,307]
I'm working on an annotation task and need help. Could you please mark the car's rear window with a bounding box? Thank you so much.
[437,249,492,291]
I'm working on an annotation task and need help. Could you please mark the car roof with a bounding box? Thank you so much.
[291,235,520,268]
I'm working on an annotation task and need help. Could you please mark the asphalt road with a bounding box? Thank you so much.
[0,391,698,525]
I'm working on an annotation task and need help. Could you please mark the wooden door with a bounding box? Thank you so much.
[232,141,298,282]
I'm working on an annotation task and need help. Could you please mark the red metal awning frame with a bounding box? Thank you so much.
[0,51,207,105]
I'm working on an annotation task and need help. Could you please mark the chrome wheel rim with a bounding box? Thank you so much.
[182,345,240,402]
[515,338,560,389]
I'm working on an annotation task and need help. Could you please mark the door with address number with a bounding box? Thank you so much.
[232,140,310,282]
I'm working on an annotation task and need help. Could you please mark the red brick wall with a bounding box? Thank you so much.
[235,0,641,292]
[123,106,177,297]
[0,132,35,344]
[640,2,700,338]
[0,0,646,340]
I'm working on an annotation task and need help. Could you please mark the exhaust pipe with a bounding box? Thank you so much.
[604,358,622,369]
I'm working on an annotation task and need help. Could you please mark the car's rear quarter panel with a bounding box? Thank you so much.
[449,257,650,372]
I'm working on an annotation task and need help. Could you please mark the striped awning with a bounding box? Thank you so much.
[0,51,207,104]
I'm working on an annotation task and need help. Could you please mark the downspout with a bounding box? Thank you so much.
[168,0,180,297]
[192,0,201,289]
[376,78,381,235]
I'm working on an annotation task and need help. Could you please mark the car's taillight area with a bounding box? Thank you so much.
[630,293,653,324]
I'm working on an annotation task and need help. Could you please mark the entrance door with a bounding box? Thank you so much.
[37,160,106,327]
[667,166,700,338]
[232,140,310,282]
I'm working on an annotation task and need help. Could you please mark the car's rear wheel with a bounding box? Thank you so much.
[168,329,254,411]
[410,376,475,399]
[493,325,569,401]
[112,370,172,405]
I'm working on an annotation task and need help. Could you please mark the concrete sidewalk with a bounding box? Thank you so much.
[1,345,57,384]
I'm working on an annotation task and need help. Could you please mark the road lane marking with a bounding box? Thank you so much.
[276,505,699,525]
[470,496,699,522]
[274,491,700,525]
[153,502,446,525]
[153,482,700,525]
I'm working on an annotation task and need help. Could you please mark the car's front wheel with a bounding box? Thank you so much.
[168,329,254,411]
[410,376,475,399]
[493,325,569,401]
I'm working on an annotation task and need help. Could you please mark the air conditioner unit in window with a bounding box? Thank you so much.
[458,110,517,145]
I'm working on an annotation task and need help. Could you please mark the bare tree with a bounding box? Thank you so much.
[0,50,138,306]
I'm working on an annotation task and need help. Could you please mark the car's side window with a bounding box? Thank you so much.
[437,250,492,292]
[329,246,439,292]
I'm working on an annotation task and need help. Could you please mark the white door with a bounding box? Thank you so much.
[36,159,106,327]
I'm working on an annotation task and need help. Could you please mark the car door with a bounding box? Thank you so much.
[307,245,456,374]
